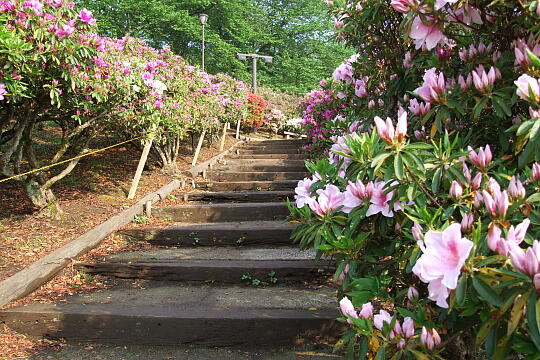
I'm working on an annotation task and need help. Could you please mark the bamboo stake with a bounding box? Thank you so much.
[219,122,228,151]
[191,129,207,166]
[127,135,154,200]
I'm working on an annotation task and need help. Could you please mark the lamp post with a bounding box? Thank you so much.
[237,53,273,94]
[198,13,208,71]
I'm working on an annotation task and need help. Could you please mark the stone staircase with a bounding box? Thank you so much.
[0,139,339,352]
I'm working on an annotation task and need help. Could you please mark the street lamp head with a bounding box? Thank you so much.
[261,56,273,63]
[198,13,208,25]
[237,53,247,61]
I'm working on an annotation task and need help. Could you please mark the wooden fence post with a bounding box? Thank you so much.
[128,133,155,200]
[191,129,207,166]
[219,122,228,151]
[235,119,241,139]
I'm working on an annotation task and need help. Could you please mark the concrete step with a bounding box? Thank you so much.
[230,154,310,160]
[119,220,296,247]
[0,284,339,346]
[207,171,307,181]
[215,165,307,172]
[76,247,332,283]
[195,180,298,192]
[175,190,294,203]
[153,202,290,222]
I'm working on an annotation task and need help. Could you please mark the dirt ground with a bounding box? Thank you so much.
[0,132,241,359]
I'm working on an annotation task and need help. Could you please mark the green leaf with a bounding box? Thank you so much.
[431,167,441,193]
[394,154,404,180]
[528,193,540,203]
[507,290,529,336]
[527,291,540,351]
[472,277,503,307]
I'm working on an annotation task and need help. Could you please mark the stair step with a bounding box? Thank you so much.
[0,284,339,346]
[120,220,295,246]
[221,159,306,166]
[215,165,307,172]
[230,154,309,160]
[241,145,304,151]
[236,149,304,155]
[76,248,332,283]
[153,202,290,222]
[207,171,307,181]
[176,190,294,203]
[195,180,298,192]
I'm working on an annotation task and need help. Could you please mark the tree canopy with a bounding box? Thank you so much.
[76,0,353,94]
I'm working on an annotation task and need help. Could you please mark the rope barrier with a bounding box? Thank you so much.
[0,135,148,184]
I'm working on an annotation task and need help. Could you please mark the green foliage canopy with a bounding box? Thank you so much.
[76,0,353,94]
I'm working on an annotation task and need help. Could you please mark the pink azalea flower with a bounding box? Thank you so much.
[0,83,7,101]
[309,184,344,216]
[294,177,317,208]
[332,63,354,84]
[508,176,526,200]
[339,297,358,324]
[409,16,444,50]
[507,240,540,290]
[391,0,413,13]
[515,74,540,103]
[374,112,407,144]
[342,180,373,213]
[366,181,401,217]
[79,8,96,26]
[414,68,446,104]
[407,286,419,301]
[412,223,474,308]
[408,98,431,116]
[373,310,392,330]
[532,162,540,182]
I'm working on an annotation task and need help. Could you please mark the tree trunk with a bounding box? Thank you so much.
[24,178,62,218]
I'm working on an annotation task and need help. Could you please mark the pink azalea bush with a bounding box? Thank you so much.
[0,0,250,210]
[289,0,540,357]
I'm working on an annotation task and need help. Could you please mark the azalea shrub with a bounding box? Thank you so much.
[245,92,267,130]
[0,0,249,211]
[290,0,540,358]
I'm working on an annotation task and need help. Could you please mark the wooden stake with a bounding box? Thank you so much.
[235,119,241,139]
[128,136,154,200]
[191,129,206,166]
[219,122,228,151]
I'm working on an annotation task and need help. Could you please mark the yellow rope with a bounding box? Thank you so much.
[0,135,148,184]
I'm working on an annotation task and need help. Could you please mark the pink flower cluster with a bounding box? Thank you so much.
[412,223,473,308]
[515,74,540,103]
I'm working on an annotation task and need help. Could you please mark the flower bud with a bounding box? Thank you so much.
[450,180,463,200]
[461,213,474,233]
[508,176,526,200]
[403,317,415,338]
[359,302,373,319]
[412,222,423,242]
[339,297,358,324]
[407,286,419,301]
[532,162,540,182]
[471,173,482,190]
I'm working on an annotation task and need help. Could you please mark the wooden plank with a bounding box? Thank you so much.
[76,259,333,283]
[185,140,243,178]
[0,304,339,346]
[219,122,228,151]
[0,180,181,307]
[119,223,294,246]
[152,202,289,222]
[195,180,298,192]
[179,190,294,203]
[206,171,308,181]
